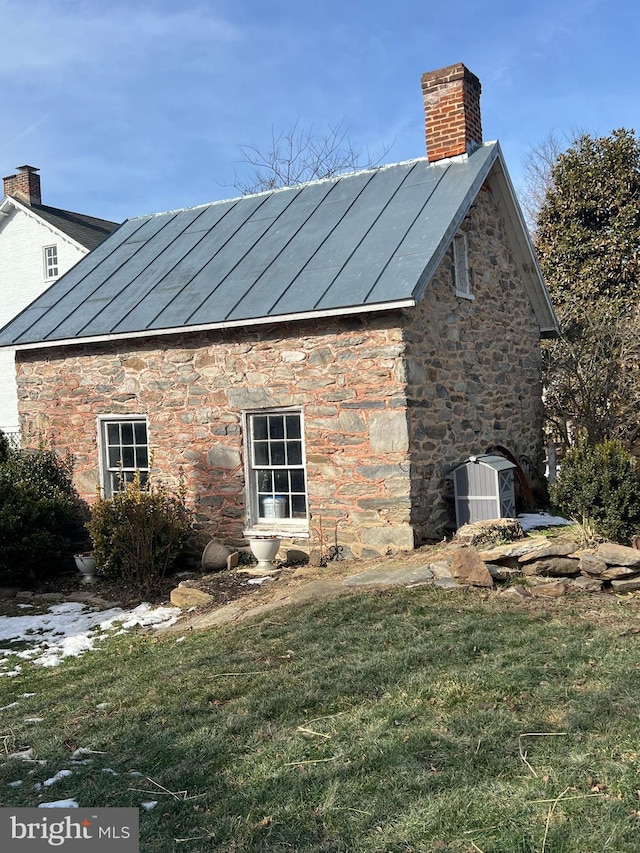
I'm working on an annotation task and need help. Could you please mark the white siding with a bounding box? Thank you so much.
[0,206,86,435]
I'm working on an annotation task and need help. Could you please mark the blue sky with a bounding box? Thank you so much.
[1,0,638,223]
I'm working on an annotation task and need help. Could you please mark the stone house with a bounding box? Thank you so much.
[0,166,119,439]
[0,64,557,558]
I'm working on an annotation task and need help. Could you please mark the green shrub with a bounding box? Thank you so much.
[551,439,640,544]
[87,474,193,589]
[0,438,78,584]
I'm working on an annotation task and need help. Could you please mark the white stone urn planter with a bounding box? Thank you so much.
[74,553,97,583]
[247,536,281,571]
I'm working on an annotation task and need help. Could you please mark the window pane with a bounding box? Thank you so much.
[269,416,285,439]
[253,416,268,440]
[292,495,307,515]
[256,470,273,493]
[136,447,149,468]
[274,470,289,492]
[107,423,120,444]
[122,447,135,468]
[271,442,286,465]
[108,447,121,468]
[286,414,301,439]
[254,442,269,466]
[134,422,147,444]
[290,470,306,492]
[121,423,134,444]
[287,441,302,465]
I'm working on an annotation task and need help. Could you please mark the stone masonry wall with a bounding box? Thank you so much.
[404,182,544,540]
[16,314,413,558]
[15,181,545,556]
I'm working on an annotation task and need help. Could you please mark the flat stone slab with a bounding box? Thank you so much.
[597,543,640,569]
[430,561,453,579]
[571,576,603,592]
[610,577,640,593]
[343,564,434,587]
[477,536,553,562]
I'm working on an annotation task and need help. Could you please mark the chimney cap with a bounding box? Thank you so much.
[15,165,40,173]
[421,62,481,92]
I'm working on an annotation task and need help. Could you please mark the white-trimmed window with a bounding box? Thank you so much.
[98,416,149,497]
[246,410,308,528]
[43,245,59,280]
[453,232,474,299]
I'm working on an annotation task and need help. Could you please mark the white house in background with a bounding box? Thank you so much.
[0,165,119,439]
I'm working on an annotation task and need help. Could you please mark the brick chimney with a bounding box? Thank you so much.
[421,63,482,163]
[3,165,42,205]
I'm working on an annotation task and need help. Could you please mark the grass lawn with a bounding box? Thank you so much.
[2,585,640,852]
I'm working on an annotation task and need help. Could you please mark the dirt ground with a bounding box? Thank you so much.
[23,545,442,612]
[13,538,640,633]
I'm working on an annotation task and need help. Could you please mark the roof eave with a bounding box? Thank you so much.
[2,298,416,353]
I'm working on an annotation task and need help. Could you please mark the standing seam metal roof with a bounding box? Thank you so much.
[0,143,552,348]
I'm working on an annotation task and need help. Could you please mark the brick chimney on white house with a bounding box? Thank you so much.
[3,165,42,206]
[421,63,482,163]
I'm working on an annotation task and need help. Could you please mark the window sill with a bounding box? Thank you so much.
[244,525,310,540]
[455,290,475,301]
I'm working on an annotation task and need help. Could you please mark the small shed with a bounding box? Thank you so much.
[452,454,516,527]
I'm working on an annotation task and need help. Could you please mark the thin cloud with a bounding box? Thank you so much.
[0,1,241,78]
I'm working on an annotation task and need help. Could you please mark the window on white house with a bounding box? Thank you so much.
[43,245,59,280]
[246,411,308,526]
[98,417,149,497]
[453,232,474,299]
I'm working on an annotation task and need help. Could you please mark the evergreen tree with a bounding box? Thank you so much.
[537,129,640,326]
[534,129,640,447]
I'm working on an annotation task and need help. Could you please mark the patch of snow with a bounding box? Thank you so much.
[43,769,73,787]
[0,701,20,710]
[246,576,274,586]
[17,603,34,609]
[8,780,23,787]
[0,601,180,670]
[9,748,33,761]
[70,747,103,759]
[21,692,36,697]
[101,768,118,775]
[25,717,44,723]
[95,703,109,710]
[518,513,573,532]
[141,801,158,811]
[39,799,79,808]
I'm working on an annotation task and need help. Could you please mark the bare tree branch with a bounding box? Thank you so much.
[231,119,393,195]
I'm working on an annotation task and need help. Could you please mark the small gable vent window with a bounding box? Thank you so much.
[43,245,59,280]
[453,232,474,300]
[98,416,149,497]
[245,410,308,531]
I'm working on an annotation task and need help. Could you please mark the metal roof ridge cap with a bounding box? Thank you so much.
[126,157,439,221]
